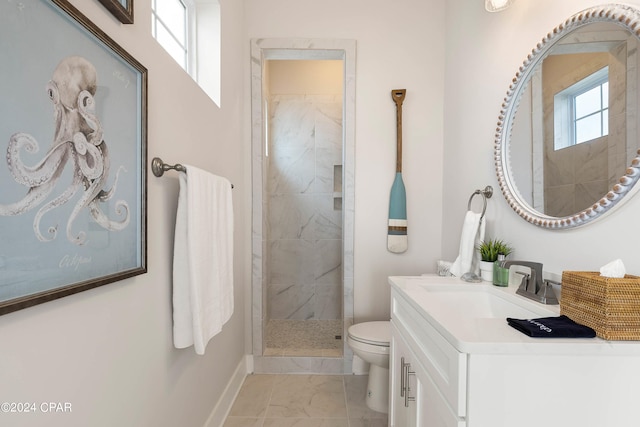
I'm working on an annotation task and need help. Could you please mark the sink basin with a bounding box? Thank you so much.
[389,276,560,351]
[406,284,552,319]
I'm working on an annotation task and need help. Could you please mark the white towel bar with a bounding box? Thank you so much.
[151,157,234,188]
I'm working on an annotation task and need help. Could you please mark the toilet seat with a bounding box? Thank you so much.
[348,321,390,347]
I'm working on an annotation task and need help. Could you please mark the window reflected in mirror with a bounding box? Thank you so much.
[554,66,609,149]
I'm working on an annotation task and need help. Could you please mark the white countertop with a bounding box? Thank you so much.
[389,275,640,355]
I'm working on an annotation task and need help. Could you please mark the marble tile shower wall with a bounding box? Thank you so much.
[267,94,343,321]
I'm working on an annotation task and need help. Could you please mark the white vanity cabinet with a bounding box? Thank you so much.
[390,321,466,427]
[389,275,640,427]
[389,325,418,426]
[390,287,466,427]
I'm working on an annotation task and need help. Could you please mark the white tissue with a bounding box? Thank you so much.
[600,259,626,278]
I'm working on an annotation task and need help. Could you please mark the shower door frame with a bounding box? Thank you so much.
[250,38,356,373]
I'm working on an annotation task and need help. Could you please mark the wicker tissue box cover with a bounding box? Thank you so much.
[561,271,640,340]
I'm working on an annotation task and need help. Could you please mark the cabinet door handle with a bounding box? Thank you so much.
[405,368,416,407]
[401,357,416,408]
[400,356,406,397]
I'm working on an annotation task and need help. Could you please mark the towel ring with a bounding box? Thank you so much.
[467,185,493,219]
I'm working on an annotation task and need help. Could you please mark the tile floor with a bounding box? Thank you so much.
[223,374,388,427]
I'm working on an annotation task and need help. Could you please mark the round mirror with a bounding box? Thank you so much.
[495,4,640,228]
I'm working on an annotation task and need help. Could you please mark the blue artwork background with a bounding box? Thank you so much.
[0,0,144,303]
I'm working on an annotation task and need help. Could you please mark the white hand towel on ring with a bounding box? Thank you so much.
[449,210,485,278]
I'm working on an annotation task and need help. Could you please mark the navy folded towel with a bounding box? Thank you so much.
[506,315,596,338]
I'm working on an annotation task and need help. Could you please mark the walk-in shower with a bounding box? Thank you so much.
[251,39,356,373]
[263,60,343,356]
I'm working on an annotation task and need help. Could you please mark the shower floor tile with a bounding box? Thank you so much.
[265,319,343,357]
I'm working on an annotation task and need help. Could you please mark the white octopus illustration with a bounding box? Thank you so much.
[0,56,129,245]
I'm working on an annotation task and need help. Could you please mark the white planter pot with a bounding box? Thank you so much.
[479,261,494,282]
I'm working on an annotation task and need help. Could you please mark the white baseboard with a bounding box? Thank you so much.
[245,354,254,373]
[204,355,251,427]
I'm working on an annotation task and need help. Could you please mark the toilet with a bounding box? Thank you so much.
[347,320,391,413]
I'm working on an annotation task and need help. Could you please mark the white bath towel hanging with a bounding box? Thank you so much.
[172,165,234,355]
[449,211,485,278]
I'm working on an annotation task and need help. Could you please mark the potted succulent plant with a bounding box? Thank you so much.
[477,239,513,282]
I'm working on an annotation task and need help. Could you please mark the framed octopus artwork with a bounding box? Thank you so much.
[0,0,148,315]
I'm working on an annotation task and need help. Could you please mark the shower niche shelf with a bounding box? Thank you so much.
[334,164,343,210]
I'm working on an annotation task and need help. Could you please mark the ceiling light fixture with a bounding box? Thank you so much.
[485,0,515,12]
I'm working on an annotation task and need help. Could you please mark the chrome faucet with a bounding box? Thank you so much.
[499,260,559,305]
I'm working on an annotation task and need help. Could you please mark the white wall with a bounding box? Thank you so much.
[5,1,634,424]
[0,1,247,426]
[245,0,447,322]
[442,0,640,277]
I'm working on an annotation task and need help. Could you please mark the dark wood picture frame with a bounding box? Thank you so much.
[98,0,134,24]
[0,0,147,315]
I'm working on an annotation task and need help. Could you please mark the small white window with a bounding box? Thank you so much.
[151,0,221,106]
[151,0,194,72]
[554,67,609,150]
